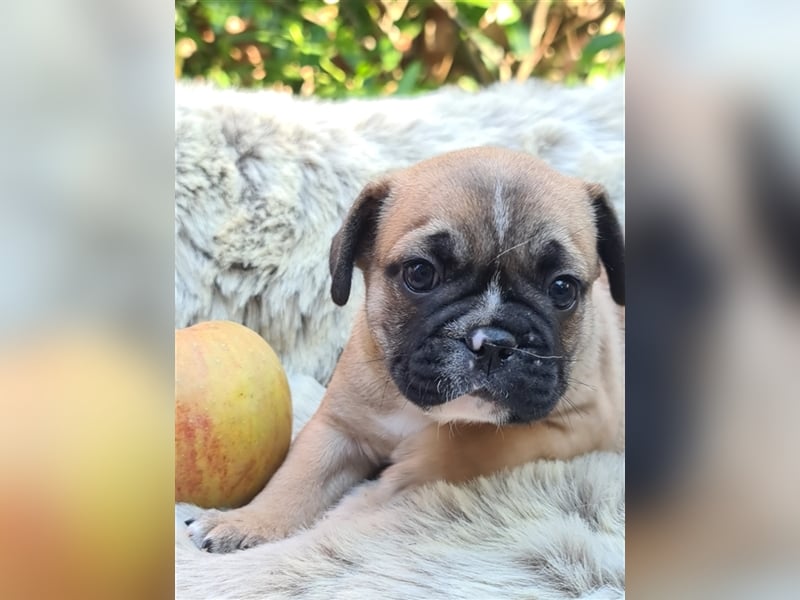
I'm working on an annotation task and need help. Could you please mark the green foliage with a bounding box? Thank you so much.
[176,0,625,97]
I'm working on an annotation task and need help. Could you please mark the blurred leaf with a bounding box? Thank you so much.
[397,60,422,95]
[456,0,495,7]
[207,66,231,88]
[381,48,403,71]
[319,55,346,83]
[506,21,531,56]
[470,29,505,70]
[457,75,480,92]
[579,32,625,65]
[495,1,521,26]
[398,21,423,39]
[175,12,187,33]
[286,22,304,46]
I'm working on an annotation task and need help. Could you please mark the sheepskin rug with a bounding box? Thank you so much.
[176,374,624,599]
[175,77,624,383]
[174,79,625,598]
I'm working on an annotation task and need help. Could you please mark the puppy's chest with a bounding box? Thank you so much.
[373,403,430,445]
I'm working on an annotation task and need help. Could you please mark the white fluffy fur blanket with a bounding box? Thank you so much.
[176,374,624,599]
[174,79,625,599]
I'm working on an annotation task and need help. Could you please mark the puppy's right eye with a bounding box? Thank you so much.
[402,260,439,293]
[548,275,579,311]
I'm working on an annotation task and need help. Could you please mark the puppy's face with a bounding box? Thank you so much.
[331,147,624,424]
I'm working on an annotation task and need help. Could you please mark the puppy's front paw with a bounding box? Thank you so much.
[186,508,281,553]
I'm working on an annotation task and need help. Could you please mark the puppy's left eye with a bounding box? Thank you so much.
[402,260,439,293]
[549,276,579,310]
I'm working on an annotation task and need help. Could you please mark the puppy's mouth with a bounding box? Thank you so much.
[390,328,567,424]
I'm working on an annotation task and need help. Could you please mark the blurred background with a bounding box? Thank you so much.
[175,0,625,95]
[3,0,798,597]
[626,1,800,597]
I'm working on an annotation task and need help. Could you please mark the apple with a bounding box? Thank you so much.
[175,320,291,508]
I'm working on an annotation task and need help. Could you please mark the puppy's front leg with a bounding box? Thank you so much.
[187,410,376,553]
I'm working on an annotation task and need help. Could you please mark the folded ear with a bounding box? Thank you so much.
[329,179,392,306]
[587,183,625,305]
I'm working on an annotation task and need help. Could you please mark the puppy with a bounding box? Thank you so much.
[188,146,625,553]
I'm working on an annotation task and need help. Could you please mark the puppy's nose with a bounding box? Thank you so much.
[465,327,517,363]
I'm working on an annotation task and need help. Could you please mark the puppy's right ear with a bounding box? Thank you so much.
[329,179,392,306]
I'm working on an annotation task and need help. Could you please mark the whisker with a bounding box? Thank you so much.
[491,235,538,262]
[494,421,505,437]
[422,377,432,403]
[551,408,574,431]
[490,222,597,264]
[565,377,597,392]
[483,342,564,360]
[551,394,589,431]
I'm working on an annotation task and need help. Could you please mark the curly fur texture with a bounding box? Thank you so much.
[176,375,624,600]
[177,456,624,600]
[175,78,624,382]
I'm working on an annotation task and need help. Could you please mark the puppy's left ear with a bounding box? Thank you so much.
[329,178,392,306]
[587,183,625,305]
